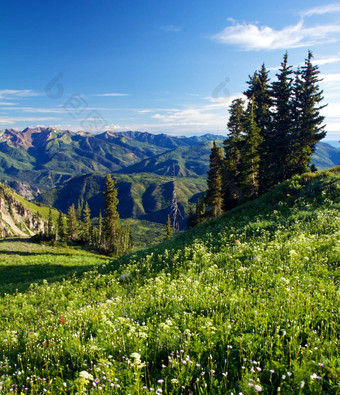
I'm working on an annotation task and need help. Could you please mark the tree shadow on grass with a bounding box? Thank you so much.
[0,263,96,296]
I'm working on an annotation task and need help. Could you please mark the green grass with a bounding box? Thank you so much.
[120,219,165,250]
[0,239,108,295]
[0,167,339,394]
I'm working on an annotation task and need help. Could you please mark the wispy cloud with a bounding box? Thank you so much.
[5,107,64,113]
[0,90,41,99]
[320,73,340,83]
[94,93,129,97]
[212,3,340,51]
[301,3,340,17]
[159,24,182,33]
[0,116,58,125]
[0,102,18,106]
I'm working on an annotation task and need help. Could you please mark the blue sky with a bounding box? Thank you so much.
[1,0,340,140]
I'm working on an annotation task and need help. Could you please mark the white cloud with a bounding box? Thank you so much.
[212,21,340,50]
[0,102,18,106]
[320,73,340,83]
[0,116,58,125]
[5,107,64,114]
[314,54,340,65]
[301,3,340,17]
[0,90,41,99]
[212,3,340,51]
[94,93,129,97]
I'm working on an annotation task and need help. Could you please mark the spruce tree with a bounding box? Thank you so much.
[224,98,246,208]
[268,52,294,186]
[291,51,327,175]
[238,98,262,200]
[103,174,120,254]
[82,202,92,244]
[57,211,66,241]
[244,64,272,192]
[206,141,224,217]
[67,204,78,241]
[165,215,173,240]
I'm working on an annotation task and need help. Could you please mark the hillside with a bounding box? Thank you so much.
[120,141,220,177]
[312,141,340,169]
[0,183,58,238]
[0,167,339,393]
[35,172,206,223]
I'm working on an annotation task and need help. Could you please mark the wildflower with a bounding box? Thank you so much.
[310,373,321,380]
[269,369,274,374]
[254,385,262,392]
[300,381,305,388]
[157,379,164,384]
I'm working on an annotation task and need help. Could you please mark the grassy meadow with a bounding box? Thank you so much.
[0,240,108,295]
[0,167,339,394]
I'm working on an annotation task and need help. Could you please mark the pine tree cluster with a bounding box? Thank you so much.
[42,175,132,256]
[204,51,326,218]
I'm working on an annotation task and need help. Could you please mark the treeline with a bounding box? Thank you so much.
[39,175,132,256]
[203,51,326,220]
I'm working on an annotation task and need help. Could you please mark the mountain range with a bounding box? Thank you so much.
[0,127,338,227]
[0,127,222,197]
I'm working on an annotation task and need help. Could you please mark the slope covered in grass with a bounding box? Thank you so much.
[0,167,339,394]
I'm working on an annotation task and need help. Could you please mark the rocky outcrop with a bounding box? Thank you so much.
[0,184,45,238]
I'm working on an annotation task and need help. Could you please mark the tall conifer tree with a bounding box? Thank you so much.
[206,141,224,217]
[244,64,272,192]
[268,52,294,186]
[238,98,262,200]
[291,51,327,174]
[57,211,66,241]
[82,202,92,244]
[103,174,120,254]
[165,215,173,240]
[224,98,246,208]
[67,204,78,241]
